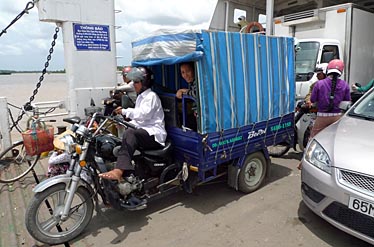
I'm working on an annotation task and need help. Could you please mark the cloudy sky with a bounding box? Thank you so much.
[0,0,217,71]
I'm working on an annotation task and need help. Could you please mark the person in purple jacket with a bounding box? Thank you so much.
[310,59,351,138]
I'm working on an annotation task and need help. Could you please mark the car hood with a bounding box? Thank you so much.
[314,115,374,176]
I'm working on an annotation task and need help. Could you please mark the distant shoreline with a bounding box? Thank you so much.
[0,71,12,75]
[0,70,66,75]
[0,66,124,75]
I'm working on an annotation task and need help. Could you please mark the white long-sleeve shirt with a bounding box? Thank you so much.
[121,88,166,146]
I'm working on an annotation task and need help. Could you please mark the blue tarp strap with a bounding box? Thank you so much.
[214,129,225,162]
[229,127,241,159]
[245,123,257,154]
[270,115,284,145]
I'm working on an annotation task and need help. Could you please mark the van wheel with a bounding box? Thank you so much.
[238,152,267,193]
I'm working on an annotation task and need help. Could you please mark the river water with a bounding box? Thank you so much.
[0,73,70,143]
[0,73,68,107]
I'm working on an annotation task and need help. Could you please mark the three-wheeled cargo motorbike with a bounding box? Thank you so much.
[25,29,295,245]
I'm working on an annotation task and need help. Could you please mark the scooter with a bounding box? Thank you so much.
[102,89,135,116]
[267,101,316,157]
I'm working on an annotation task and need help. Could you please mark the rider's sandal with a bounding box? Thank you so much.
[99,169,123,181]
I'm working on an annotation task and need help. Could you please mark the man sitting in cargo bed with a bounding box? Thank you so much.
[176,62,197,130]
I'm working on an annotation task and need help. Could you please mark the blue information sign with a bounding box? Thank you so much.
[73,23,110,51]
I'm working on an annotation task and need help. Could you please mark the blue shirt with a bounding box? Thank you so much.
[311,77,351,113]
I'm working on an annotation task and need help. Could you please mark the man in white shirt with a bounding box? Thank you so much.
[99,67,167,181]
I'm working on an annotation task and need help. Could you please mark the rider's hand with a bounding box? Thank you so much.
[352,84,358,91]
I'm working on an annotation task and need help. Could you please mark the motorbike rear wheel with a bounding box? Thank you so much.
[25,183,94,245]
[267,143,290,157]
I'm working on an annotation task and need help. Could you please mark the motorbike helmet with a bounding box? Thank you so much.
[127,66,153,89]
[315,63,328,74]
[327,59,344,76]
[122,66,132,76]
[238,15,246,21]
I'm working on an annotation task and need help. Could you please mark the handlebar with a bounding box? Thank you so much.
[112,114,137,129]
[89,111,137,130]
[296,101,317,113]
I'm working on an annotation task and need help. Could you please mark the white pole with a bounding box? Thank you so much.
[266,0,274,35]
[0,97,12,153]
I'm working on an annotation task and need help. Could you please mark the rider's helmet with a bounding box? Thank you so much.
[238,15,246,21]
[127,66,153,89]
[327,59,344,76]
[122,66,132,77]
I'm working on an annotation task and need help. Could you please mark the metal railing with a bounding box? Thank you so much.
[0,97,68,153]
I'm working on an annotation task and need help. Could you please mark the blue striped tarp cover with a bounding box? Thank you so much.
[197,31,295,133]
[131,30,295,134]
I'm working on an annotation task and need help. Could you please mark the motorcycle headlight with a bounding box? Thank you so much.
[305,140,332,174]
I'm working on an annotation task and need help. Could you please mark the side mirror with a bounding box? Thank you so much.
[121,94,135,109]
[339,101,351,112]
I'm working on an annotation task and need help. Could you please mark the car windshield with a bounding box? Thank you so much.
[295,41,320,78]
[348,89,374,120]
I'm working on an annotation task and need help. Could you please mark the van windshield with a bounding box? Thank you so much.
[295,41,320,81]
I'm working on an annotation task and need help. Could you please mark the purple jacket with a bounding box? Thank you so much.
[311,77,351,113]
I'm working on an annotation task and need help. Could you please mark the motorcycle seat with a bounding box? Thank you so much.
[142,140,172,157]
[63,116,81,125]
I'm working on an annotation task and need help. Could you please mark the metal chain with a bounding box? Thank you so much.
[10,27,60,131]
[0,1,35,37]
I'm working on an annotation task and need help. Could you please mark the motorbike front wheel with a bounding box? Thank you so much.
[25,183,94,245]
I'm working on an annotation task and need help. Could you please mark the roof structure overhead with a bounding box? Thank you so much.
[230,0,374,16]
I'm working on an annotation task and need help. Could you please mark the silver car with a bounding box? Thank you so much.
[301,87,374,245]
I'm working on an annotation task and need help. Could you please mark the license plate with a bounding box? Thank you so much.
[348,196,374,218]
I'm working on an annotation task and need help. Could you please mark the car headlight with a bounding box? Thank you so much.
[305,140,332,174]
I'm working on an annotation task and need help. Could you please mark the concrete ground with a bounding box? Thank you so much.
[69,151,370,247]
[1,149,372,247]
